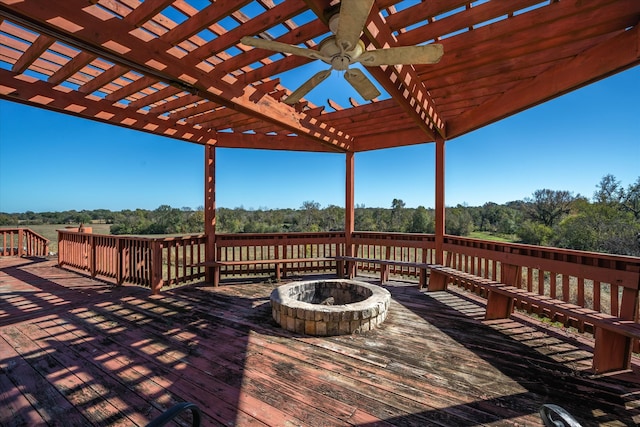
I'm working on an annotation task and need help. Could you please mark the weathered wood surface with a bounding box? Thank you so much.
[1,258,639,426]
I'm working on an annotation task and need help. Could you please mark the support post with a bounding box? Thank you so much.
[150,240,163,295]
[344,151,355,276]
[204,144,217,284]
[435,136,445,265]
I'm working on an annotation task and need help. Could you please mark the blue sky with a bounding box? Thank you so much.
[0,66,638,213]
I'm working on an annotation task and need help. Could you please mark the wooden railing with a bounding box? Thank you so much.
[55,230,640,333]
[351,231,436,280]
[0,228,49,257]
[215,231,345,278]
[58,230,207,293]
[442,236,640,329]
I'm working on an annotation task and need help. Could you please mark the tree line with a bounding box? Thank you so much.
[1,174,638,256]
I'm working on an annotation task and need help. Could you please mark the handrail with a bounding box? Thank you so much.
[57,230,207,293]
[215,231,344,278]
[55,229,640,330]
[442,235,640,327]
[0,228,49,257]
[351,231,436,279]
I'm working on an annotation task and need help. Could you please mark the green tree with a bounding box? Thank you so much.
[517,220,553,245]
[621,177,640,220]
[524,189,576,227]
[409,206,433,233]
[553,204,640,256]
[446,205,474,236]
[594,174,623,205]
[300,201,321,231]
[390,198,408,232]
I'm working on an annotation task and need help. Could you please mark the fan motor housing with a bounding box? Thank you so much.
[318,36,365,70]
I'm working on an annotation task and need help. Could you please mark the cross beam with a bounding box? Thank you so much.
[0,1,353,152]
[362,7,446,140]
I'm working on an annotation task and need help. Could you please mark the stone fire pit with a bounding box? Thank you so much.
[270,279,391,336]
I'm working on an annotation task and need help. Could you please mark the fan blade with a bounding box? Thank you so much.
[358,44,444,66]
[240,37,327,61]
[335,0,375,51]
[283,69,332,105]
[344,68,380,101]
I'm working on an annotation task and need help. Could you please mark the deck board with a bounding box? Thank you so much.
[1,258,640,426]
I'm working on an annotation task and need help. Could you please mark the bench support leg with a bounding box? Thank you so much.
[276,263,282,282]
[419,269,428,289]
[593,328,632,374]
[347,261,356,279]
[213,265,220,287]
[336,260,345,278]
[427,270,448,291]
[485,291,514,320]
[380,264,389,284]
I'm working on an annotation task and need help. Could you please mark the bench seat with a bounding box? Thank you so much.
[335,255,432,287]
[198,257,335,286]
[426,264,640,374]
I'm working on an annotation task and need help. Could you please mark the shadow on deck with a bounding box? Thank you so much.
[1,257,639,426]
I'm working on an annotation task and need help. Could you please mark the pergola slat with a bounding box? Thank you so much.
[0,0,636,149]
[447,25,640,138]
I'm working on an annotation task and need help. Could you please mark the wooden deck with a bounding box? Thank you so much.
[2,258,640,426]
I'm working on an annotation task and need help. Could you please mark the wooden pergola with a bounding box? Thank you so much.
[0,0,638,266]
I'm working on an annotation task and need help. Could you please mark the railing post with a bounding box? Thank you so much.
[18,229,24,257]
[57,231,63,266]
[116,237,124,285]
[89,234,96,277]
[151,240,164,295]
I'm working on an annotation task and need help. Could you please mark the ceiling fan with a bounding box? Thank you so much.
[241,0,443,105]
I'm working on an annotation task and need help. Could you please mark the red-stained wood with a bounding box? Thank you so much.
[214,132,340,152]
[0,0,637,151]
[0,0,353,151]
[447,23,639,138]
[363,9,443,138]
[157,0,251,45]
[345,152,354,259]
[5,257,640,426]
[435,136,445,264]
[0,69,213,144]
[11,33,54,74]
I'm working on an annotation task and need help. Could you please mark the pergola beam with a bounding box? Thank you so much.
[0,0,353,152]
[447,24,640,139]
[214,132,342,153]
[363,7,445,139]
[0,68,212,144]
[11,34,54,74]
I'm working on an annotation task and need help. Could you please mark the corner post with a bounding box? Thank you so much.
[205,144,216,283]
[435,136,446,265]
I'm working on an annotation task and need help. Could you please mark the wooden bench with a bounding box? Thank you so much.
[199,257,335,287]
[335,256,432,287]
[427,264,640,374]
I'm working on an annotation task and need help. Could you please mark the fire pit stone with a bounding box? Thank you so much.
[270,279,391,336]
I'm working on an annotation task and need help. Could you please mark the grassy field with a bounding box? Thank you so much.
[1,224,111,254]
[468,231,518,243]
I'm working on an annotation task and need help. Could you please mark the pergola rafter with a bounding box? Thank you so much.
[1,0,635,153]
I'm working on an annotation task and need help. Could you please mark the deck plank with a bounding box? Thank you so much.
[2,258,640,426]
